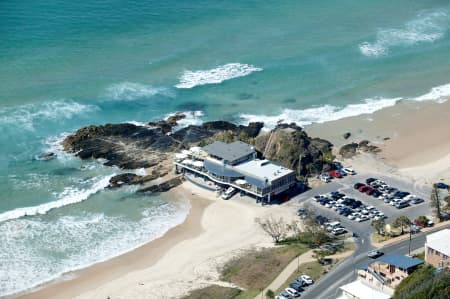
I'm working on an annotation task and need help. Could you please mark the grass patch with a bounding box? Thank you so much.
[220,244,308,294]
[182,285,242,299]
[274,260,324,294]
[343,241,356,252]
[414,251,425,260]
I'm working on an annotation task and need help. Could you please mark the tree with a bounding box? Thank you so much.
[430,184,443,221]
[371,219,386,235]
[265,289,275,299]
[256,215,287,243]
[392,216,411,235]
[416,215,429,227]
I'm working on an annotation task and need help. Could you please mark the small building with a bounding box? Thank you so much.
[425,228,450,269]
[337,280,391,299]
[173,141,297,202]
[357,254,424,294]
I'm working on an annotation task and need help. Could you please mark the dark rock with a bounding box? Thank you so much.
[137,177,183,193]
[339,143,359,159]
[254,123,334,176]
[342,132,351,140]
[36,152,56,161]
[383,137,390,141]
[148,112,186,134]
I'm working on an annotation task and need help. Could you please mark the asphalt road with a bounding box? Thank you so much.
[301,224,450,299]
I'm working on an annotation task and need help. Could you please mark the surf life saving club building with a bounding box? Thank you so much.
[174,141,297,203]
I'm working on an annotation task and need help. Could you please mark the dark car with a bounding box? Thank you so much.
[289,282,304,292]
[435,182,450,189]
[366,178,377,184]
[411,198,424,204]
[371,190,382,197]
[366,189,377,196]
[354,183,365,189]
[394,191,410,198]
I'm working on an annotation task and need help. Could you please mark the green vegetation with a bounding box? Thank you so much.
[371,219,386,235]
[394,265,450,299]
[392,216,411,235]
[220,244,308,292]
[182,285,242,299]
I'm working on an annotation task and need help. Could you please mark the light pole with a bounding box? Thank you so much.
[408,223,412,256]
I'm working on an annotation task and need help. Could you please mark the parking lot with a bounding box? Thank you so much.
[291,171,433,238]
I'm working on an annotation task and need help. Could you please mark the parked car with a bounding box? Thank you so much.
[354,183,365,189]
[343,167,356,175]
[299,274,314,285]
[359,185,371,192]
[356,215,369,222]
[367,250,384,258]
[435,182,450,189]
[289,282,304,292]
[332,227,347,235]
[328,170,343,178]
[395,201,409,209]
[336,169,347,176]
[319,174,331,183]
[285,287,300,298]
[411,197,424,204]
[297,208,308,217]
[366,178,377,184]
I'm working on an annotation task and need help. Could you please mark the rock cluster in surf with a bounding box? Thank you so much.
[62,114,336,190]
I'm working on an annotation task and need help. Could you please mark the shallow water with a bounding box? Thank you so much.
[1,0,450,295]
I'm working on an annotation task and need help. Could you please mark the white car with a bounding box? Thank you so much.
[300,274,314,285]
[285,287,300,297]
[356,215,369,222]
[343,167,356,175]
[347,213,357,220]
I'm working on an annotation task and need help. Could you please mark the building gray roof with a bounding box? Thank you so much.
[234,159,294,183]
[377,254,424,270]
[426,229,450,256]
[202,141,254,163]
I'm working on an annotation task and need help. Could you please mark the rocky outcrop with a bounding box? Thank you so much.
[62,114,264,181]
[339,140,381,159]
[342,132,351,139]
[62,114,335,191]
[254,123,334,176]
[137,177,184,193]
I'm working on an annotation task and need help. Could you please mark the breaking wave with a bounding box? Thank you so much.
[0,100,98,131]
[0,175,113,223]
[240,83,450,129]
[104,82,172,101]
[165,111,204,132]
[240,97,400,130]
[175,63,263,89]
[359,10,450,57]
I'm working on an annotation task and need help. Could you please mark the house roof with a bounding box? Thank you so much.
[234,159,294,183]
[426,229,450,256]
[340,280,391,299]
[202,141,254,163]
[377,254,424,270]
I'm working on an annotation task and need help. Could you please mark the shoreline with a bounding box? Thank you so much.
[305,99,450,184]
[13,98,450,299]
[18,185,210,299]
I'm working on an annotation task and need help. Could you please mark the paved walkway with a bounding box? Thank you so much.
[254,249,353,299]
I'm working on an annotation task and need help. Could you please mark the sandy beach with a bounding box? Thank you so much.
[20,181,296,299]
[18,99,450,299]
[306,99,450,185]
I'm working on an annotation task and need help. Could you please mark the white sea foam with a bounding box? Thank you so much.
[240,97,401,130]
[0,100,98,131]
[0,199,189,297]
[165,110,205,132]
[359,10,449,57]
[0,175,113,223]
[240,83,450,130]
[104,82,172,101]
[175,63,263,89]
[414,83,450,103]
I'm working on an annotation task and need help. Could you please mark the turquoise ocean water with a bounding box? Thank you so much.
[1,0,450,296]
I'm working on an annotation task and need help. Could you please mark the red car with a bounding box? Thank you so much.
[328,170,343,178]
[358,185,371,192]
